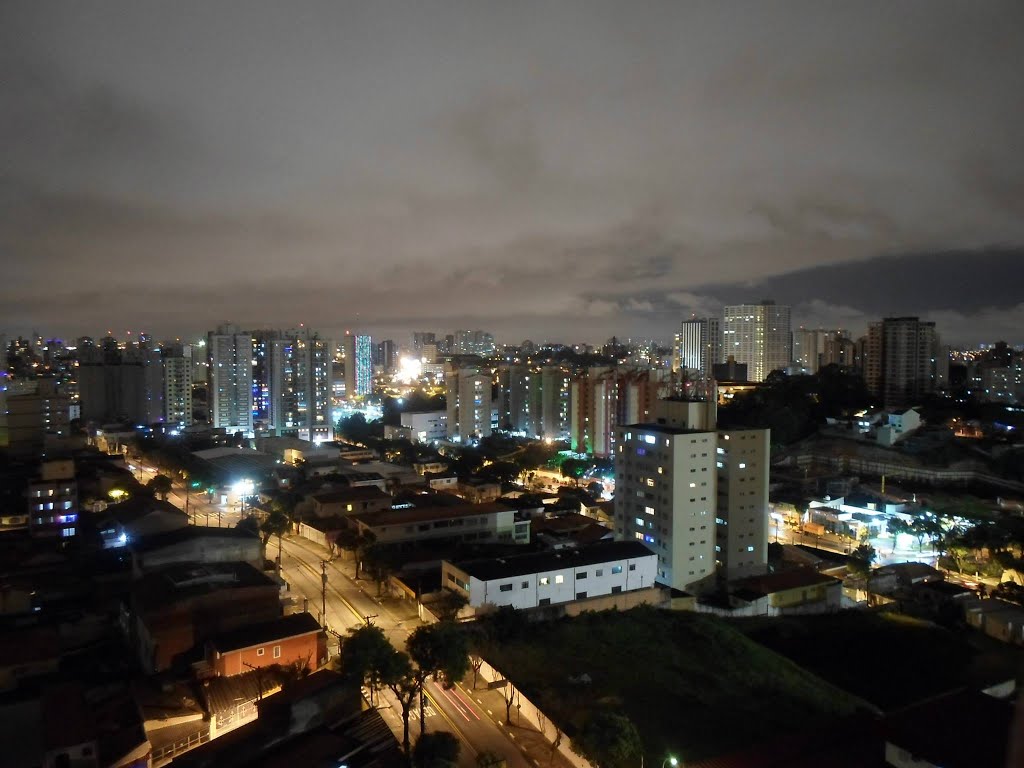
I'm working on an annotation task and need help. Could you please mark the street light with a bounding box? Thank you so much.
[663,758,678,768]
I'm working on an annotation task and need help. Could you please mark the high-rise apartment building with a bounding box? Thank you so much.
[540,366,571,440]
[570,367,671,457]
[614,395,769,592]
[343,333,373,399]
[453,330,495,356]
[208,324,254,436]
[864,317,939,407]
[376,339,397,373]
[163,345,193,427]
[269,330,333,441]
[0,379,70,457]
[673,317,721,388]
[445,366,492,441]
[77,341,163,426]
[722,301,792,382]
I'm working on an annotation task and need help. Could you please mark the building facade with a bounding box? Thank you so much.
[863,317,940,407]
[208,324,254,435]
[343,333,373,399]
[722,301,792,382]
[445,366,492,441]
[269,330,333,442]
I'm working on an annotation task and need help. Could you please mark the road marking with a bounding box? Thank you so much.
[487,709,493,715]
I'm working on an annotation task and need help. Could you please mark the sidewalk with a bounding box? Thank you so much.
[455,676,581,768]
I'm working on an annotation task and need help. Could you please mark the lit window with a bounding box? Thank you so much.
[644,506,655,515]
[273,645,281,659]
[739,463,746,469]
[747,546,754,552]
[555,575,564,584]
[540,577,550,586]
[636,517,645,526]
[657,467,664,474]
[644,435,656,445]
[611,565,623,574]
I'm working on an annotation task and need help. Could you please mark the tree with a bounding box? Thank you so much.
[362,542,399,595]
[336,528,377,579]
[384,652,421,755]
[430,588,469,622]
[260,509,290,548]
[413,732,461,768]
[339,624,396,706]
[848,543,877,577]
[477,460,520,487]
[572,710,642,768]
[236,516,260,537]
[887,517,911,553]
[408,621,470,733]
[475,751,505,768]
[560,458,589,487]
[147,473,173,500]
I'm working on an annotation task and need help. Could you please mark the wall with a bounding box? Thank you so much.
[474,658,593,768]
[213,632,321,676]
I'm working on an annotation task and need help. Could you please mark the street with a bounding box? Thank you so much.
[133,466,564,768]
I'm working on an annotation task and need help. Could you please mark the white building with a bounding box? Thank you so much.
[400,410,448,443]
[673,317,721,388]
[442,540,657,613]
[614,400,770,591]
[722,301,792,382]
[349,501,529,546]
[269,330,333,442]
[208,324,254,436]
[445,366,492,441]
[163,346,193,427]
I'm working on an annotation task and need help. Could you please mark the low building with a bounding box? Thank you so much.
[129,526,264,576]
[455,479,502,503]
[297,516,350,551]
[310,486,391,518]
[94,496,188,548]
[349,501,529,546]
[205,612,326,677]
[965,598,1024,645]
[697,567,843,617]
[401,410,447,444]
[412,459,450,476]
[442,540,657,615]
[27,459,78,540]
[125,562,281,673]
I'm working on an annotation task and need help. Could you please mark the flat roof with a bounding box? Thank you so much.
[350,501,509,527]
[312,486,390,504]
[620,423,713,435]
[133,561,276,612]
[449,540,654,581]
[730,567,841,599]
[209,612,322,653]
[130,524,261,553]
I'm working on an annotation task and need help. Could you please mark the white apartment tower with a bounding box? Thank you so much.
[269,330,334,442]
[163,346,193,427]
[445,366,492,441]
[208,324,254,436]
[722,301,792,382]
[673,317,721,387]
[614,395,769,592]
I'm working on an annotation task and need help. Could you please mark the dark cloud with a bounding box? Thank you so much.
[1,2,1023,346]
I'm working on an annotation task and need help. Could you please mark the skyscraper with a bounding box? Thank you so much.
[343,333,373,399]
[163,344,193,427]
[864,317,940,407]
[613,397,769,592]
[673,317,721,389]
[269,330,333,441]
[208,324,254,435]
[445,366,492,441]
[722,301,792,382]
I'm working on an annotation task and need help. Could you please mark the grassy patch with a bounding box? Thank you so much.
[484,606,864,763]
[732,611,1018,711]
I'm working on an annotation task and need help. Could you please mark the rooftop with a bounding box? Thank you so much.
[350,501,509,527]
[209,612,322,654]
[130,524,260,553]
[311,486,390,505]
[449,540,655,581]
[730,567,841,599]
[621,422,713,435]
[133,561,276,612]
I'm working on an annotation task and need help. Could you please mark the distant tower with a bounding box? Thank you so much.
[722,301,791,382]
[207,324,254,435]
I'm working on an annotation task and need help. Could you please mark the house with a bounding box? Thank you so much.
[870,562,943,595]
[125,561,282,673]
[129,526,264,576]
[454,478,502,503]
[697,567,843,617]
[310,487,391,518]
[204,612,326,677]
[884,688,1013,768]
[530,513,614,550]
[877,408,922,447]
[441,540,658,616]
[965,598,1024,645]
[349,501,530,546]
[297,516,350,551]
[94,496,188,548]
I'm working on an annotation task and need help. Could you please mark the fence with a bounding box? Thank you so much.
[473,658,593,768]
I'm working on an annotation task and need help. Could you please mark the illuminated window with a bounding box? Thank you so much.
[555,575,564,584]
[644,435,656,445]
[540,577,550,586]
[611,565,623,574]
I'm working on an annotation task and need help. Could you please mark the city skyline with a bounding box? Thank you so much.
[3,3,1024,344]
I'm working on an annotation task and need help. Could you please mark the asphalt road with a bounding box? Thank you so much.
[275,535,541,768]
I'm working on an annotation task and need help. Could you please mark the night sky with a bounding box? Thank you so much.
[3,2,1023,345]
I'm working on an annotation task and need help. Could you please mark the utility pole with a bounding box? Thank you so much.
[321,559,329,628]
